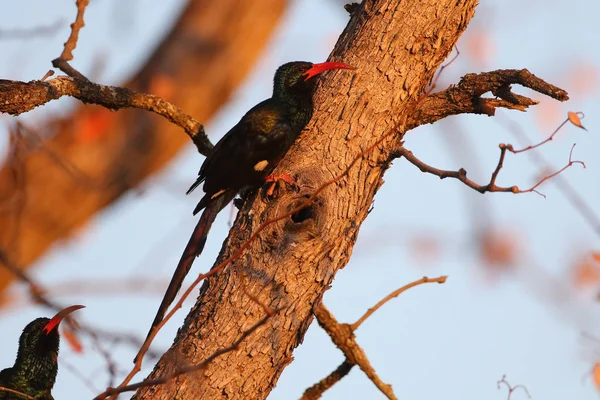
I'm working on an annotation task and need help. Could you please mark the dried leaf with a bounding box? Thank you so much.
[572,260,600,287]
[479,229,518,268]
[594,363,600,390]
[75,107,116,142]
[568,111,587,131]
[62,326,84,353]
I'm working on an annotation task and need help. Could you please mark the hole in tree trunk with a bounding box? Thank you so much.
[291,205,314,223]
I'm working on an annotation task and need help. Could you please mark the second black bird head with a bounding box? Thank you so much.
[18,305,84,359]
[0,305,85,400]
[273,61,355,103]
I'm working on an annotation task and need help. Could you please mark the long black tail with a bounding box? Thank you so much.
[136,192,233,362]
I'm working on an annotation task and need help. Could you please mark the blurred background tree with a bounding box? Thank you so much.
[0,0,599,399]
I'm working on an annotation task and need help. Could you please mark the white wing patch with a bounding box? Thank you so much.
[253,160,269,171]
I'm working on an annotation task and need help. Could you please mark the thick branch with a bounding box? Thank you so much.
[314,305,397,400]
[408,69,569,130]
[0,77,212,155]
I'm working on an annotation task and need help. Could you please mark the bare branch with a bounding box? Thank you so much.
[518,143,585,197]
[427,45,460,90]
[497,375,531,400]
[493,113,600,236]
[314,304,397,400]
[351,275,447,330]
[0,77,212,155]
[509,120,568,154]
[300,361,354,400]
[305,276,447,398]
[52,0,90,80]
[399,142,584,197]
[408,69,569,130]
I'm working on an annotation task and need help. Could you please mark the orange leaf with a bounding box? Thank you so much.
[572,260,600,287]
[479,229,518,268]
[62,326,84,353]
[568,111,587,131]
[594,363,600,390]
[593,253,600,263]
[75,107,117,142]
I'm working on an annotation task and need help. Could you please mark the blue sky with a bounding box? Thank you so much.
[1,0,599,399]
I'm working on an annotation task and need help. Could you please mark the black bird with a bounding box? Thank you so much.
[143,61,354,345]
[0,305,85,400]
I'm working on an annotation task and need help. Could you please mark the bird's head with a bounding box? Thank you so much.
[273,61,354,102]
[17,305,85,360]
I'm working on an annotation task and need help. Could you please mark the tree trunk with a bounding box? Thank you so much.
[134,0,478,398]
[0,0,286,294]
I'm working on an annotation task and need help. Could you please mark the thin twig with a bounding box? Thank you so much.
[351,275,447,330]
[517,143,585,198]
[0,386,35,400]
[497,114,600,236]
[497,375,531,399]
[509,120,568,154]
[428,45,460,90]
[300,361,354,400]
[400,141,584,198]
[52,0,90,80]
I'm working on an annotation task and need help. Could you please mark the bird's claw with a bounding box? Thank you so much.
[264,173,296,196]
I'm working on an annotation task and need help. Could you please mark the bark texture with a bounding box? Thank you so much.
[135,0,478,399]
[0,0,286,294]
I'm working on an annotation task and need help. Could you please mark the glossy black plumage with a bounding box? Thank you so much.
[140,61,354,350]
[0,306,83,400]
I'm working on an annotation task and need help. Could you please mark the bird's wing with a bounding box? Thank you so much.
[188,101,292,199]
[185,125,230,195]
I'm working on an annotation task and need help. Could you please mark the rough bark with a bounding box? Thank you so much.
[0,0,286,294]
[135,0,479,399]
